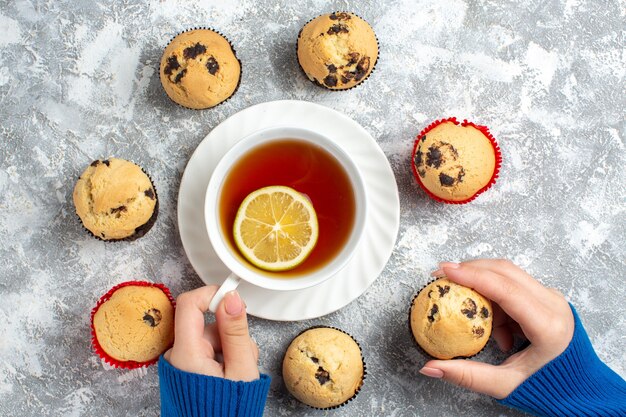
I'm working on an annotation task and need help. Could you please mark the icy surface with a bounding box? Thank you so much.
[0,0,624,416]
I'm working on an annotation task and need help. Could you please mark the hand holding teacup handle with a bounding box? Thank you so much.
[208,273,242,313]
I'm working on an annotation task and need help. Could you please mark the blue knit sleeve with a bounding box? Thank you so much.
[498,305,626,417]
[158,355,271,417]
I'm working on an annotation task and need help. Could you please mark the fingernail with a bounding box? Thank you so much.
[439,262,460,270]
[419,366,444,378]
[224,291,243,316]
[430,268,444,277]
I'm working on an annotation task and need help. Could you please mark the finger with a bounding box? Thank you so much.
[507,321,524,337]
[492,324,514,352]
[433,264,547,329]
[441,263,549,335]
[251,339,259,363]
[203,323,222,353]
[174,286,219,344]
[459,259,549,295]
[491,303,511,327]
[215,291,260,381]
[420,359,521,399]
[491,304,526,351]
[548,287,565,299]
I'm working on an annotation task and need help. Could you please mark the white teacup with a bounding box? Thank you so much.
[205,126,367,313]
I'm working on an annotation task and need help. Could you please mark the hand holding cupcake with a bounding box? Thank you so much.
[417,260,577,401]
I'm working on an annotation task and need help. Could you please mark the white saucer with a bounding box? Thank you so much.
[177,100,399,321]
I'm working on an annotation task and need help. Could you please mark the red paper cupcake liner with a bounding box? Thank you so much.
[90,281,176,369]
[411,117,502,204]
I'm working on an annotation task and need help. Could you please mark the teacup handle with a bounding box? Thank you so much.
[208,273,241,313]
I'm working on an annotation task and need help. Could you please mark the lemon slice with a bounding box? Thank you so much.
[233,186,319,271]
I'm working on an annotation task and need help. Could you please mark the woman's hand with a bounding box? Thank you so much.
[420,259,574,399]
[164,286,260,381]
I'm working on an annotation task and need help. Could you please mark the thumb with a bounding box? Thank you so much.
[215,291,260,382]
[420,359,518,399]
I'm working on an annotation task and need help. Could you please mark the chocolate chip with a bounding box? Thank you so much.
[90,160,100,167]
[427,304,439,322]
[354,56,370,81]
[439,166,465,187]
[473,326,485,337]
[315,366,330,385]
[174,69,187,83]
[347,52,360,65]
[458,167,466,182]
[421,135,427,142]
[440,173,455,186]
[183,43,207,60]
[206,57,219,75]
[327,64,337,73]
[310,357,319,364]
[461,298,477,319]
[163,55,180,75]
[323,74,338,87]
[341,70,357,84]
[480,307,489,319]
[330,12,351,20]
[415,150,423,167]
[426,142,459,169]
[110,205,127,217]
[443,143,459,159]
[435,142,459,159]
[427,289,433,298]
[144,189,155,200]
[437,285,450,297]
[327,24,349,35]
[101,232,106,238]
[426,146,443,168]
[143,308,162,327]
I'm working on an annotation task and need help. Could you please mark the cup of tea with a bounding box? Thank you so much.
[204,126,367,312]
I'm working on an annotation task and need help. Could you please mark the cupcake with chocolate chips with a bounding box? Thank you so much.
[411,118,502,204]
[160,29,241,109]
[73,158,158,241]
[91,281,175,369]
[283,327,365,409]
[410,278,493,359]
[297,12,378,90]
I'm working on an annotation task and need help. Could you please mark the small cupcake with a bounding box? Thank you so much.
[297,12,378,90]
[411,118,502,204]
[160,29,241,109]
[410,278,493,359]
[73,158,158,241]
[283,327,365,409]
[91,281,175,368]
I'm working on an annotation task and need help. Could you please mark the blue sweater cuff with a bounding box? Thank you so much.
[498,305,626,417]
[158,355,271,417]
